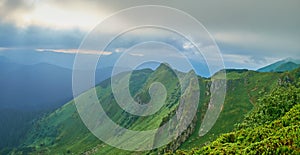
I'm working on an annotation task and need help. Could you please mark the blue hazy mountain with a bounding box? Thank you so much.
[0,57,117,149]
[0,49,212,77]
[257,58,300,72]
[0,61,119,110]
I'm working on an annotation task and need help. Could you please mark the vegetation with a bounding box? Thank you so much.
[175,69,300,154]
[0,109,45,153]
[237,84,300,129]
[5,64,300,154]
[179,70,281,150]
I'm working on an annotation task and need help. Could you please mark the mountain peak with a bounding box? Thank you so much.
[257,58,300,73]
[283,57,300,64]
[156,63,172,71]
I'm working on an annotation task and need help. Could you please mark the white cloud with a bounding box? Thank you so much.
[114,48,126,53]
[1,0,110,30]
[36,48,112,55]
[129,53,144,57]
[222,53,280,70]
[0,47,15,51]
[182,42,194,50]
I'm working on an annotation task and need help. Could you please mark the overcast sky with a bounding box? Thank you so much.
[0,0,299,70]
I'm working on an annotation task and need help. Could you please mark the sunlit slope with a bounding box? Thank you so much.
[13,66,298,154]
[179,69,281,150]
[180,78,300,154]
[15,64,194,154]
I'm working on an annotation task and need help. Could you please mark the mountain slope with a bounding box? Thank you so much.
[0,58,117,150]
[276,61,300,72]
[0,61,74,150]
[178,69,281,151]
[257,58,300,72]
[11,65,299,154]
[181,82,300,154]
[13,64,184,154]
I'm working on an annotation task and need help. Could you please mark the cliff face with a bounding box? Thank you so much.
[154,77,201,154]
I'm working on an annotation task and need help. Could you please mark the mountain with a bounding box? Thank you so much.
[257,58,300,72]
[0,62,73,110]
[0,58,119,149]
[178,69,282,150]
[9,64,299,154]
[181,72,300,154]
[0,61,74,149]
[0,49,213,77]
[12,64,183,154]
[275,61,300,72]
[0,50,76,69]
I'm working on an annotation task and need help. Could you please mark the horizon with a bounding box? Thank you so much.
[0,49,297,74]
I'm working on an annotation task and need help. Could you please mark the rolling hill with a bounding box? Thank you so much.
[8,64,299,154]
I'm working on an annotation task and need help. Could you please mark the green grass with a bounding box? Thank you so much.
[179,83,300,154]
[13,66,300,154]
[178,70,281,150]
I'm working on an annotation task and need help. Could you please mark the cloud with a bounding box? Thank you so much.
[182,42,194,50]
[114,48,126,53]
[248,56,267,65]
[221,54,280,70]
[0,0,110,30]
[1,0,299,71]
[214,31,300,54]
[36,48,112,55]
[0,0,32,18]
[129,53,144,57]
[0,22,84,49]
[0,47,14,51]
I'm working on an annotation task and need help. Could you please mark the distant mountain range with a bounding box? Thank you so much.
[257,58,300,72]
[0,59,115,110]
[0,55,117,149]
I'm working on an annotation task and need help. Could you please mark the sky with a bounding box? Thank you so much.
[0,0,300,71]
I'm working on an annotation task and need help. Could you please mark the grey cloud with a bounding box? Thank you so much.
[0,21,84,49]
[247,56,267,65]
[0,0,33,19]
[0,0,299,68]
[76,0,300,60]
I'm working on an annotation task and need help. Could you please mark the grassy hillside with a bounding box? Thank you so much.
[178,69,281,150]
[9,65,300,155]
[11,64,185,154]
[178,81,300,154]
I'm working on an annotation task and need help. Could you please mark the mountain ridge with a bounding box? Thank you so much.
[9,64,300,154]
[257,58,300,72]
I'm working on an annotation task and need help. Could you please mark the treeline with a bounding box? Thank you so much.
[0,109,44,154]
